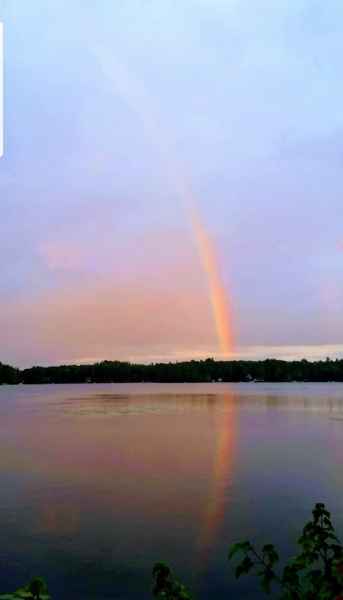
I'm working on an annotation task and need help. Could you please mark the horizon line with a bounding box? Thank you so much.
[3,354,343,371]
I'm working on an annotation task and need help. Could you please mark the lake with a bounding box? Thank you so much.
[0,382,342,599]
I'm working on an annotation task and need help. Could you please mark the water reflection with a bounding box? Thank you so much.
[198,392,236,564]
[0,383,342,599]
[33,490,81,537]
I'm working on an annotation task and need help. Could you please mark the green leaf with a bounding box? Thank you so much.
[153,562,171,578]
[235,556,254,579]
[282,565,300,587]
[260,569,276,594]
[262,544,279,565]
[228,541,252,560]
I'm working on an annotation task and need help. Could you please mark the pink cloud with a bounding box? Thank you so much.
[39,238,103,272]
[39,240,90,272]
[2,228,220,365]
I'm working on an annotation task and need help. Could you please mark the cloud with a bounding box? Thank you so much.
[0,277,214,366]
[0,228,220,366]
[39,240,90,272]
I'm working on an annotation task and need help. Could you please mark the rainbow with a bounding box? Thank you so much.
[189,208,234,357]
[93,50,235,359]
[197,392,236,564]
[93,53,237,565]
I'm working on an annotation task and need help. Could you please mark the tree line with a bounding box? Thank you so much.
[1,357,343,385]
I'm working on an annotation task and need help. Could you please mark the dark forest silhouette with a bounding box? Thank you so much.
[1,357,343,385]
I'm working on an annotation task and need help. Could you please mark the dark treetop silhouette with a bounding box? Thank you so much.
[1,357,343,385]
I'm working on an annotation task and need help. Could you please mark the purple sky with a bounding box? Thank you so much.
[0,0,343,367]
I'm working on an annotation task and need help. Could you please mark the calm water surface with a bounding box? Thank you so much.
[0,382,343,599]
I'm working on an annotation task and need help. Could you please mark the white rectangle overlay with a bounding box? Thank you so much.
[0,23,3,157]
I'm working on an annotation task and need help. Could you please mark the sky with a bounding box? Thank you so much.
[0,0,342,367]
